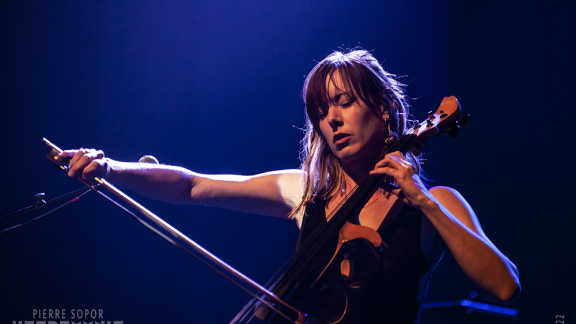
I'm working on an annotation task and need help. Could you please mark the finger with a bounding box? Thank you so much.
[388,151,407,159]
[374,154,403,171]
[70,148,90,165]
[69,152,97,178]
[94,149,104,160]
[81,160,104,180]
[72,150,107,178]
[374,154,395,167]
[391,155,414,171]
[370,164,401,179]
[67,150,86,177]
[387,152,406,163]
[382,153,414,173]
[81,149,104,160]
[372,162,402,180]
[58,150,79,158]
[67,160,83,178]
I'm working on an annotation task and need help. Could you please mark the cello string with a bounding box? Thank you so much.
[230,297,256,324]
[257,179,367,291]
[237,178,372,320]
[232,180,374,324]
[289,178,365,264]
[258,250,295,290]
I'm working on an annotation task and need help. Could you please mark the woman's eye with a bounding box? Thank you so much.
[341,100,354,107]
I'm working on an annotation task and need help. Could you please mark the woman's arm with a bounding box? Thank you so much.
[371,151,521,305]
[60,149,304,220]
[424,186,520,305]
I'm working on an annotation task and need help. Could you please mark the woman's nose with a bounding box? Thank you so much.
[327,107,342,129]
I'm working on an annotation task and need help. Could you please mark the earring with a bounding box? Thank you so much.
[380,135,394,159]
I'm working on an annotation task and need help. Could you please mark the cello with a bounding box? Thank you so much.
[234,96,467,324]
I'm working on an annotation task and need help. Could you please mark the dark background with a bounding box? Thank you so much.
[1,0,574,323]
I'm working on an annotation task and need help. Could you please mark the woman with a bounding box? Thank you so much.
[60,49,520,323]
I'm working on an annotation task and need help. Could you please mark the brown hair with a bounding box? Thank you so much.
[290,49,421,219]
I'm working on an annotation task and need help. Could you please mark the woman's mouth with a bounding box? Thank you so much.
[333,134,351,146]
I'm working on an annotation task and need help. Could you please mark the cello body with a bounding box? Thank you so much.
[266,222,385,324]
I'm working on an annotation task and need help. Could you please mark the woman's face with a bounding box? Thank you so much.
[318,72,388,168]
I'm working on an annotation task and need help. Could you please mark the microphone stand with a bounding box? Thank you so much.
[0,187,92,224]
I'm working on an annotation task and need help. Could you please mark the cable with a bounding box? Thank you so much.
[0,188,92,234]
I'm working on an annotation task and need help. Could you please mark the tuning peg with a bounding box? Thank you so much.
[457,114,469,128]
[443,122,459,139]
[426,119,433,127]
[441,114,470,139]
[427,111,434,119]
[440,110,448,118]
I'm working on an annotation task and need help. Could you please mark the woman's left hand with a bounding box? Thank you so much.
[372,152,521,304]
[369,151,432,209]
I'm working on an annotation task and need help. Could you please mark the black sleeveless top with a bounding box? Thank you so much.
[296,199,432,324]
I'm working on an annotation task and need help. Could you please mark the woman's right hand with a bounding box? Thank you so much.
[58,149,110,180]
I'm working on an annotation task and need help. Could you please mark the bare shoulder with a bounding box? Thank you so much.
[272,170,305,226]
[429,186,466,205]
[258,169,305,210]
[428,186,485,236]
